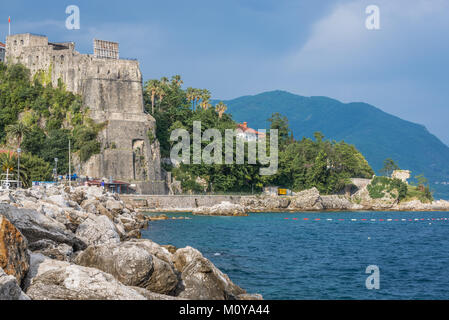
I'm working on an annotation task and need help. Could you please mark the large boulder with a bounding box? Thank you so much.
[23,253,70,290]
[75,240,178,295]
[68,189,86,205]
[105,199,124,216]
[240,196,290,211]
[0,268,30,300]
[193,202,247,216]
[29,240,73,262]
[131,287,185,300]
[0,204,86,252]
[80,199,101,215]
[288,188,324,210]
[0,215,30,283]
[25,258,147,300]
[46,195,70,208]
[173,246,246,300]
[75,215,121,246]
[0,192,16,204]
[321,195,355,210]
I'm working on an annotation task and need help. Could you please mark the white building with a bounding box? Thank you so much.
[236,122,266,142]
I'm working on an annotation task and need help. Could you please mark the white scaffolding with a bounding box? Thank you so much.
[93,39,119,59]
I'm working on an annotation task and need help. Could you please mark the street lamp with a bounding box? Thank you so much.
[54,158,58,182]
[17,148,21,188]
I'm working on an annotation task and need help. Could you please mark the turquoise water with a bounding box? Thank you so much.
[141,211,449,300]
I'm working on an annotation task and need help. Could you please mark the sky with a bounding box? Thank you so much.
[1,0,449,144]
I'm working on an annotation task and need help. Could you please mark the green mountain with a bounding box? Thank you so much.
[214,90,449,199]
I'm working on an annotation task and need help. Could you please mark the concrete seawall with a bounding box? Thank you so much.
[120,195,242,212]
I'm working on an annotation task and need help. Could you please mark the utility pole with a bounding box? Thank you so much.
[54,158,58,182]
[69,139,71,187]
[17,148,21,188]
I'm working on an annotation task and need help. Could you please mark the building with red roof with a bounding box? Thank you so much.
[236,122,266,142]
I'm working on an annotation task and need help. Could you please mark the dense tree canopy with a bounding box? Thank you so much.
[144,75,375,194]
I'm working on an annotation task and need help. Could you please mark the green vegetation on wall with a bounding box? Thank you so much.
[0,62,102,179]
[367,176,408,201]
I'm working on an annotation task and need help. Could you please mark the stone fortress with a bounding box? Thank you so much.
[5,33,166,194]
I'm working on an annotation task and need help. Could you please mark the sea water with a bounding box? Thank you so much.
[141,211,449,300]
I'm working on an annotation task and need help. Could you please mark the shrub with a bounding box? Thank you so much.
[367,176,408,201]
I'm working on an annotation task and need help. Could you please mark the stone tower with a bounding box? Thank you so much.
[5,33,166,194]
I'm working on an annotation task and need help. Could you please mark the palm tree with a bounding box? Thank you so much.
[215,102,228,119]
[0,152,15,173]
[186,87,196,111]
[156,86,166,111]
[145,80,160,114]
[171,75,183,87]
[0,152,29,188]
[194,89,203,111]
[160,76,170,86]
[200,89,211,110]
[6,122,30,148]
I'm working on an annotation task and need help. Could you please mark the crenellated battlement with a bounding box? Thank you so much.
[4,33,165,194]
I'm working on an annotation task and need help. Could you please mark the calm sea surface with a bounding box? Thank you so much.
[141,211,449,300]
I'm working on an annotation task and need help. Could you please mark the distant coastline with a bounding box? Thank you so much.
[121,189,449,215]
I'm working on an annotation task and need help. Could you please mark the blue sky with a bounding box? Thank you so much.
[1,0,449,145]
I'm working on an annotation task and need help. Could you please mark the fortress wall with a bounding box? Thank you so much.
[5,34,163,190]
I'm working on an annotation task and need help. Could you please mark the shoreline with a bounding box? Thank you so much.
[122,187,449,215]
[0,185,261,300]
[138,208,449,213]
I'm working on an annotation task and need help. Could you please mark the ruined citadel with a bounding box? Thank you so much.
[5,33,166,194]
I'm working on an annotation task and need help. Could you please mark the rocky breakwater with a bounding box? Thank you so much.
[193,202,248,216]
[241,188,363,212]
[0,185,260,300]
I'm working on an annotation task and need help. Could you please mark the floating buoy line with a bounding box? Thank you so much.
[283,217,449,222]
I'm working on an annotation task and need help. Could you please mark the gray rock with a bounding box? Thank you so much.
[105,199,124,216]
[321,195,354,210]
[75,215,121,246]
[46,195,70,208]
[0,268,30,300]
[75,240,179,295]
[193,201,247,216]
[0,204,86,252]
[0,192,16,204]
[25,261,147,300]
[131,286,185,300]
[29,239,73,262]
[288,188,324,210]
[173,246,246,300]
[237,293,264,300]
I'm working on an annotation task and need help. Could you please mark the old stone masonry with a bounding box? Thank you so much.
[5,33,165,194]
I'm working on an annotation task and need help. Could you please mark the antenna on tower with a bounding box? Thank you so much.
[8,16,11,36]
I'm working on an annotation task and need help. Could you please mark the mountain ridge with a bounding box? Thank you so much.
[213,90,449,199]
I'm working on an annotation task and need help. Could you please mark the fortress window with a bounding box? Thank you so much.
[60,55,64,62]
[14,40,17,45]
[20,40,24,45]
[36,56,39,61]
